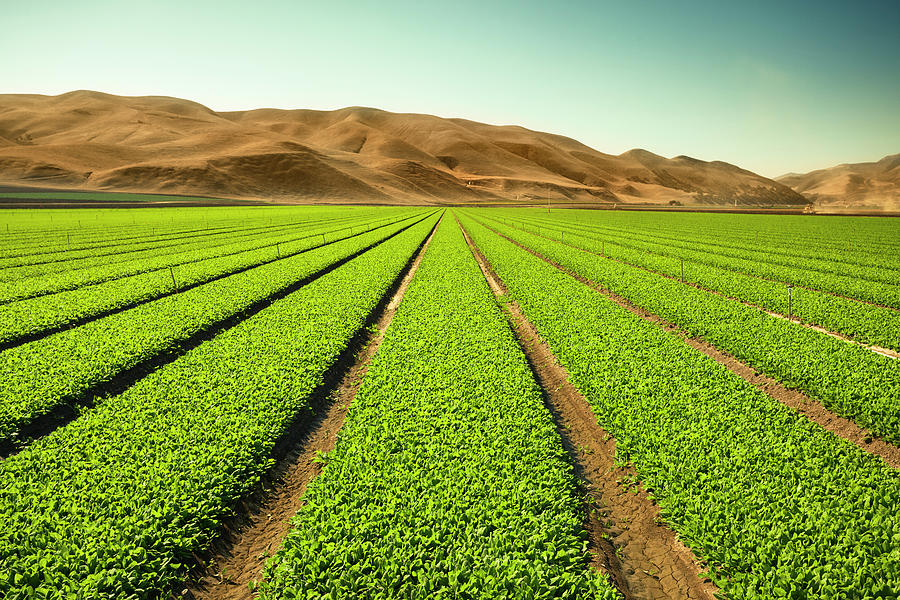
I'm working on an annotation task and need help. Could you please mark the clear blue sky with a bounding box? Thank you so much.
[2,0,898,177]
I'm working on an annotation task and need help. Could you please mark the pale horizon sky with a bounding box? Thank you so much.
[2,0,898,178]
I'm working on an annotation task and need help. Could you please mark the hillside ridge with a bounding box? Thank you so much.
[777,153,900,211]
[0,91,808,206]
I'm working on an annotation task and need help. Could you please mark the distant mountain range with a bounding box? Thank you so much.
[777,154,900,211]
[0,91,886,208]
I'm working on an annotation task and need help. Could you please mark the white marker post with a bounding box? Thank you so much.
[787,285,793,320]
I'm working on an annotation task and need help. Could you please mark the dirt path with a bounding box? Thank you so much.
[184,216,441,600]
[487,218,900,359]
[458,217,717,600]
[484,223,900,470]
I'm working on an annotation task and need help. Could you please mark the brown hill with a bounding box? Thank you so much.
[777,154,900,211]
[0,90,807,205]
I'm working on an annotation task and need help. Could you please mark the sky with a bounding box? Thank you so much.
[2,0,898,177]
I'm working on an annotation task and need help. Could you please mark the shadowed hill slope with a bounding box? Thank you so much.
[0,91,806,205]
[778,154,900,211]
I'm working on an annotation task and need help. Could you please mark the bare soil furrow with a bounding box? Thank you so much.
[185,215,441,600]
[459,217,717,600]
[486,223,900,469]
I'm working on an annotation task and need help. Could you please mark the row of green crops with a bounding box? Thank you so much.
[0,215,338,275]
[0,208,407,272]
[513,209,900,271]
[0,213,438,599]
[0,211,425,347]
[260,217,619,600]
[0,205,334,250]
[592,216,899,272]
[0,214,295,272]
[0,218,242,257]
[0,210,414,301]
[0,212,436,446]
[0,220,246,268]
[505,211,900,287]
[460,214,900,599]
[466,213,900,445]
[478,212,900,351]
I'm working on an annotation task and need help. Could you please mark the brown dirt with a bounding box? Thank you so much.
[185,216,441,600]
[486,224,900,470]
[457,217,718,600]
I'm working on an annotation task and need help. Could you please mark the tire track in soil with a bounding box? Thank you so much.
[183,214,442,600]
[485,216,900,359]
[483,222,900,470]
[458,216,717,600]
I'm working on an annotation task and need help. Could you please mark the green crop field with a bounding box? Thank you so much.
[0,205,898,600]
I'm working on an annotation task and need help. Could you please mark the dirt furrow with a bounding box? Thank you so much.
[491,218,900,359]
[184,216,441,600]
[458,217,717,600]
[486,223,900,469]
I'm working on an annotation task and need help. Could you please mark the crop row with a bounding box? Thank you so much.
[479,212,900,351]
[0,214,437,599]
[260,218,618,599]
[0,208,400,274]
[498,212,900,307]
[0,212,436,446]
[0,218,264,273]
[508,210,900,280]
[0,210,414,303]
[461,214,900,599]
[0,206,360,258]
[466,212,900,444]
[542,209,900,268]
[0,211,426,347]
[0,208,284,257]
[0,223,238,265]
[0,219,241,258]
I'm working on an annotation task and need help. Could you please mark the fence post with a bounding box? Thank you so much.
[170,267,178,292]
[787,285,793,319]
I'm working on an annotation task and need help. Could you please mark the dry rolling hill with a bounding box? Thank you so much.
[778,154,900,211]
[0,90,807,206]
